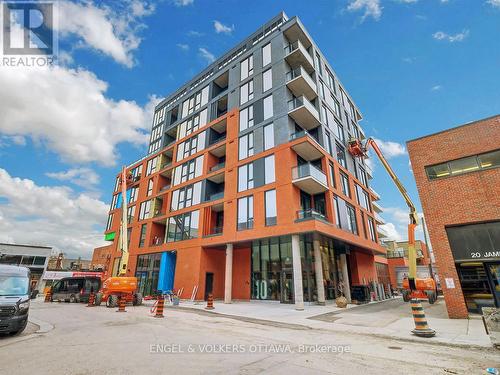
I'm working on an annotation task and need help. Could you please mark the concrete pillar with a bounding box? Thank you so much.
[339,254,351,303]
[313,235,325,305]
[291,234,304,310]
[224,244,233,304]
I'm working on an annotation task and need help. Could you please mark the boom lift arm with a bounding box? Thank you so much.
[118,166,132,276]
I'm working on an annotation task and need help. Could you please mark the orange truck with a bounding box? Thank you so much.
[95,277,143,308]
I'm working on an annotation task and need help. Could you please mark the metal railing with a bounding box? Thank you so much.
[210,162,225,172]
[208,192,224,201]
[292,163,327,186]
[286,66,313,82]
[296,209,327,221]
[237,219,254,231]
[290,130,322,148]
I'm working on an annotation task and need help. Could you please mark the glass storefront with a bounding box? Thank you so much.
[135,253,162,296]
[251,234,343,303]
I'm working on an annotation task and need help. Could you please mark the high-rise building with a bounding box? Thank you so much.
[97,12,386,308]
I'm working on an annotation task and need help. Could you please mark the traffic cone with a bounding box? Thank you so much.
[155,295,164,318]
[205,293,214,310]
[411,298,435,337]
[117,295,127,312]
[87,290,95,307]
[44,288,52,303]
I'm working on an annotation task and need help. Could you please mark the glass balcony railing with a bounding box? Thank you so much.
[292,163,327,186]
[290,130,322,147]
[210,162,225,172]
[237,219,254,231]
[209,191,224,201]
[296,209,327,221]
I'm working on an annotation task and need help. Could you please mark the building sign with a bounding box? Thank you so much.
[445,278,455,289]
[42,271,103,280]
[446,221,500,262]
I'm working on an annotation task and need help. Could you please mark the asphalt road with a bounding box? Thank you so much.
[0,299,498,375]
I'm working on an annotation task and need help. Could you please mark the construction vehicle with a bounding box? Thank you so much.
[95,167,143,308]
[347,138,438,303]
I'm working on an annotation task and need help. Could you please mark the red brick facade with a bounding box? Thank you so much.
[407,115,500,318]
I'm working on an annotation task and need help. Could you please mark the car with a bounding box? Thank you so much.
[0,265,33,335]
[51,276,101,303]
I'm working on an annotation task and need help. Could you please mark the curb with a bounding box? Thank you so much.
[30,317,54,334]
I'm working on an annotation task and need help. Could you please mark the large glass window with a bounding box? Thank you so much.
[340,172,350,197]
[265,189,277,226]
[262,43,271,67]
[240,80,254,105]
[139,200,151,220]
[237,195,254,230]
[146,157,157,176]
[147,179,154,197]
[426,149,500,180]
[265,155,275,184]
[356,184,370,210]
[135,252,161,296]
[106,214,113,231]
[263,95,273,120]
[171,182,201,211]
[129,187,138,203]
[346,204,358,235]
[166,210,199,242]
[264,123,274,150]
[239,132,254,160]
[240,55,254,81]
[127,205,135,224]
[368,217,376,241]
[238,163,254,192]
[138,224,147,247]
[336,142,347,168]
[262,68,272,92]
[239,105,254,131]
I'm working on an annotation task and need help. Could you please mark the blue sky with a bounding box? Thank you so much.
[1,0,499,258]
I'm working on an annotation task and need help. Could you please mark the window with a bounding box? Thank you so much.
[171,182,201,211]
[240,55,254,81]
[114,177,120,192]
[340,172,350,197]
[139,200,151,220]
[425,149,500,180]
[263,123,274,150]
[106,214,113,231]
[238,163,254,192]
[173,156,203,186]
[139,224,147,247]
[237,196,254,230]
[358,166,368,187]
[264,155,275,184]
[147,179,154,197]
[346,204,358,235]
[333,99,341,118]
[111,194,119,210]
[325,131,333,156]
[177,109,208,139]
[239,105,254,131]
[129,187,138,203]
[262,43,271,67]
[329,163,336,188]
[127,206,136,224]
[263,95,273,120]
[239,132,254,160]
[326,67,336,93]
[334,120,345,143]
[319,81,325,99]
[240,80,254,105]
[176,132,206,161]
[262,68,272,92]
[166,210,200,242]
[368,217,376,241]
[336,142,347,168]
[315,52,323,76]
[356,184,370,210]
[333,196,341,227]
[265,189,277,226]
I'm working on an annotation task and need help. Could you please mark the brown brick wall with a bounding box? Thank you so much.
[407,115,500,318]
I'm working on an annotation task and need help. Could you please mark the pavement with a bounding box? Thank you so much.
[164,297,493,349]
[0,298,498,375]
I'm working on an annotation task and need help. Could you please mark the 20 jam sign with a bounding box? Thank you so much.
[470,250,500,259]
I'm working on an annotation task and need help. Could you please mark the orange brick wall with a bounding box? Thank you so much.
[407,115,500,318]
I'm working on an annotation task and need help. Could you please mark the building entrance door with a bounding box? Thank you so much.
[486,263,500,308]
[280,270,294,304]
[204,272,214,301]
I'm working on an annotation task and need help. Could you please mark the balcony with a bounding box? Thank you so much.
[292,163,328,195]
[284,40,314,74]
[369,187,380,201]
[290,131,323,161]
[210,162,225,172]
[205,226,223,237]
[296,209,328,222]
[286,66,317,101]
[208,191,224,201]
[372,201,383,213]
[288,96,321,131]
[374,212,385,225]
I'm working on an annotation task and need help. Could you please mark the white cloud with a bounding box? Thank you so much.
[0,65,159,166]
[430,85,442,91]
[402,57,416,63]
[433,29,469,43]
[395,0,418,3]
[487,0,500,7]
[372,138,407,158]
[187,30,204,37]
[198,47,216,64]
[173,0,194,6]
[347,0,383,21]
[213,20,235,34]
[0,169,108,259]
[46,168,100,189]
[379,206,425,242]
[57,1,156,67]
[177,43,190,51]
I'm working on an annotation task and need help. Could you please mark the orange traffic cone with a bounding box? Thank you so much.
[205,293,214,310]
[155,295,165,318]
[411,298,435,337]
[87,290,95,307]
[117,295,126,312]
[44,288,52,302]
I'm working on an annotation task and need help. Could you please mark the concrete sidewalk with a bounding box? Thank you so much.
[164,298,493,349]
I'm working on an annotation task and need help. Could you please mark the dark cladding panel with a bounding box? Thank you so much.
[446,221,500,261]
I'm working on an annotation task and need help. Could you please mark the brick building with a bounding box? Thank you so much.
[94,13,387,309]
[407,115,500,318]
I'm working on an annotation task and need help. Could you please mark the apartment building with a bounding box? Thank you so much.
[408,115,500,318]
[97,12,386,308]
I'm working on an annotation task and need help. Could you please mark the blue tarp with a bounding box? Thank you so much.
[157,251,176,292]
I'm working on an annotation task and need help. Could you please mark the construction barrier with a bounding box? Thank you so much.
[205,293,214,310]
[117,295,127,313]
[155,295,164,318]
[44,289,52,303]
[87,291,95,307]
[410,298,435,337]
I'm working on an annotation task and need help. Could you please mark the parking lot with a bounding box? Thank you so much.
[0,298,499,375]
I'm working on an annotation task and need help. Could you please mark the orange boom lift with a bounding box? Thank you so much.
[95,167,143,308]
[348,138,436,337]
